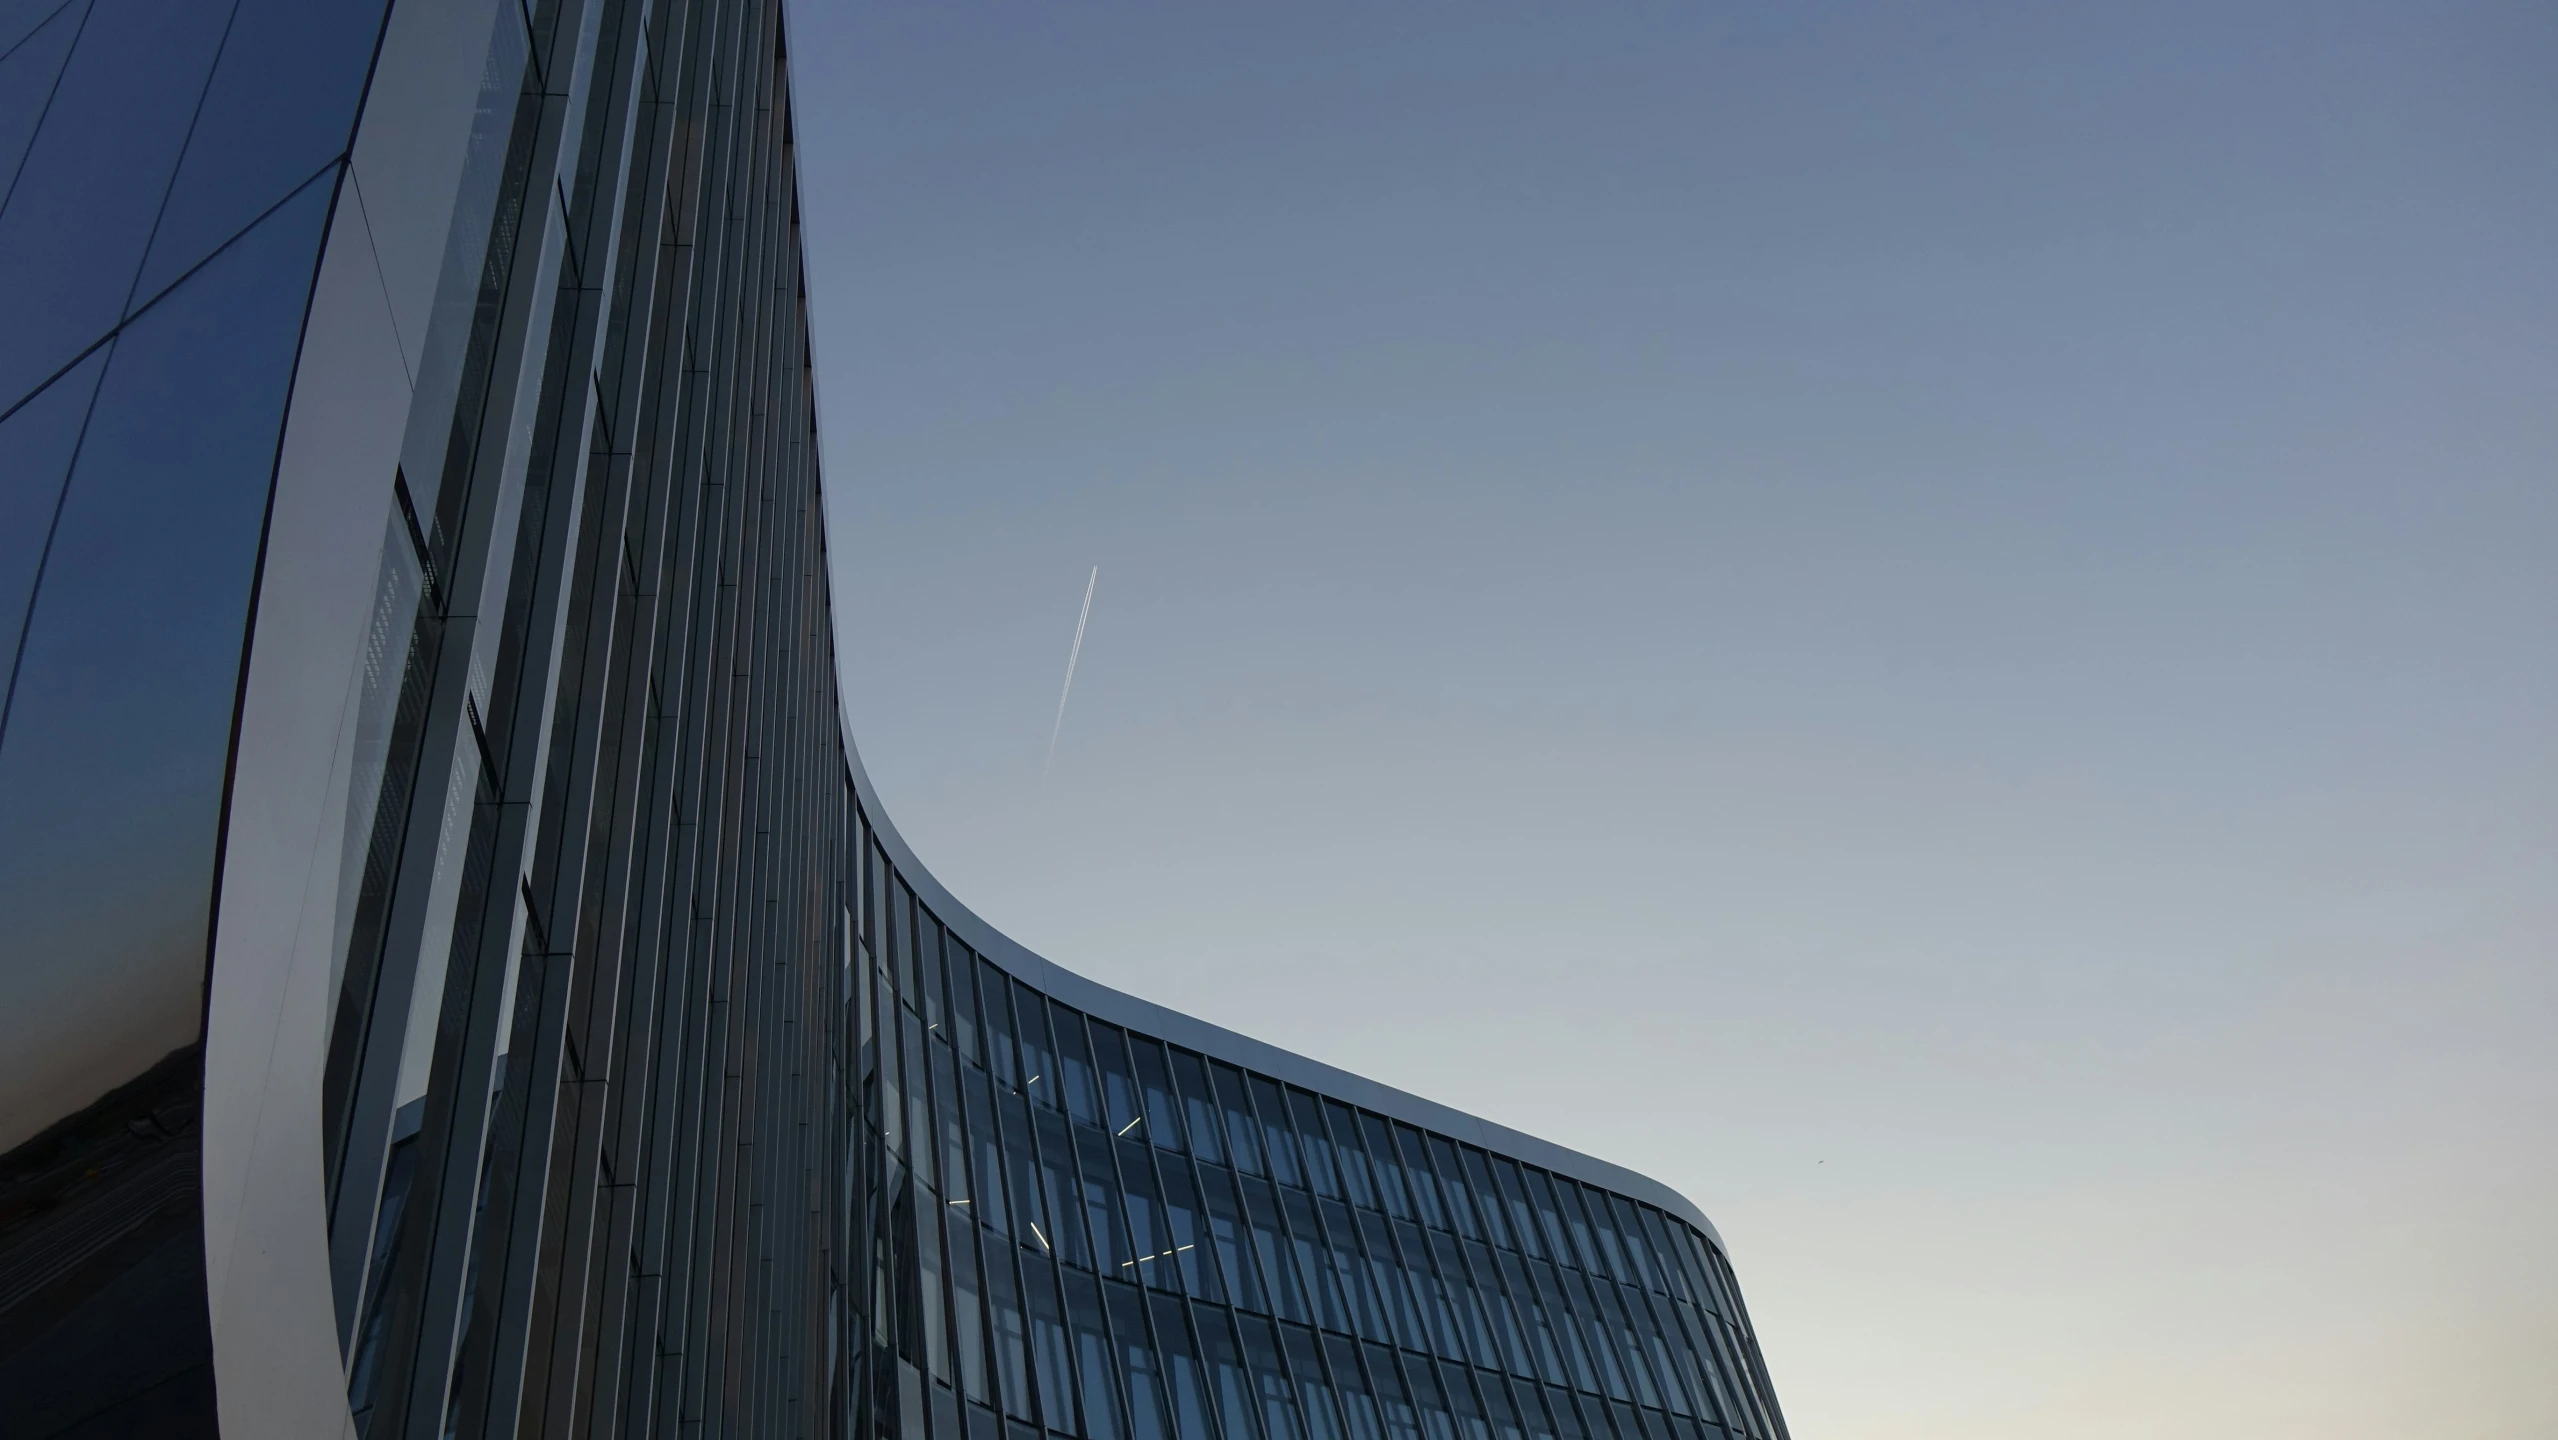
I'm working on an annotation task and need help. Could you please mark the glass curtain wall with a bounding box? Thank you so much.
[0,0,1792,1437]
[0,0,399,1432]
[307,0,857,1436]
[842,846,1791,1440]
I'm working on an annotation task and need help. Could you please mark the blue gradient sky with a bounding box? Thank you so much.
[786,4,2556,1435]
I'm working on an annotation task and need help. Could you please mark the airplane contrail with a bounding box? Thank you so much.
[1043,567,1097,778]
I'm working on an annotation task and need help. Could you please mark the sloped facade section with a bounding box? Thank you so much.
[0,1,1791,1438]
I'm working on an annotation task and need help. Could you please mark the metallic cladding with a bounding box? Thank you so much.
[0,1,1790,1437]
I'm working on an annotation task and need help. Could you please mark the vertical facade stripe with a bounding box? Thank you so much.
[0,2,1793,1438]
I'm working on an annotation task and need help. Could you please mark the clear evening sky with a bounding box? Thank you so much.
[784,4,2555,1435]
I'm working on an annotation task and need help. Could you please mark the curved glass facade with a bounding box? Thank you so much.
[0,0,394,1429]
[0,1,1790,1438]
[848,835,1790,1440]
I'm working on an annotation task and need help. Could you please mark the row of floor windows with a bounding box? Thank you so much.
[850,834,1784,1440]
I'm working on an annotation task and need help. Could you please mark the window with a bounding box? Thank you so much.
[1171,1049,1223,1166]
[1016,989,1059,1111]
[1213,1063,1264,1175]
[1131,1037,1187,1152]
[948,938,982,1064]
[982,961,1020,1088]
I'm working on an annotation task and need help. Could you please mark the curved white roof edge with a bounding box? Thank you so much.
[836,733,1730,1258]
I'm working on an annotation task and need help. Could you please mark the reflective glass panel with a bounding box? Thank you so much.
[0,346,106,667]
[1170,1048,1222,1166]
[947,937,981,1064]
[1196,1304,1261,1440]
[0,0,231,414]
[981,959,1019,1087]
[1014,983,1058,1111]
[1093,1024,1143,1139]
[1250,1077,1300,1188]
[1211,1062,1262,1176]
[0,175,327,1157]
[131,0,392,300]
[1129,1037,1184,1153]
[1109,1280,1168,1440]
[1237,1313,1300,1440]
[1281,1323,1341,1440]
[985,1240,1032,1419]
[1066,1270,1125,1440]
[1325,1102,1371,1209]
[1289,1092,1339,1199]
[1055,1008,1101,1126]
[0,2,88,208]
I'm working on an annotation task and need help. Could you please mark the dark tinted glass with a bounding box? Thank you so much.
[1325,1332,1378,1440]
[1251,1077,1300,1187]
[0,175,326,1150]
[947,936,980,1063]
[1358,1114,1407,1218]
[1075,1126,1130,1271]
[1,0,77,55]
[1197,1302,1260,1440]
[1394,1126,1442,1230]
[935,1039,969,1205]
[0,0,232,413]
[1169,1048,1221,1166]
[1212,1062,1262,1175]
[1365,1342,1416,1440]
[919,916,948,1031]
[880,981,906,1154]
[1129,1036,1184,1153]
[0,163,327,1436]
[1241,1176,1305,1324]
[1290,1092,1339,1198]
[1632,1210,1693,1305]
[1198,1165,1262,1312]
[1026,1259,1076,1431]
[0,346,105,665]
[0,2,88,198]
[1117,1137,1166,1284]
[1551,1178,1607,1278]
[981,959,1019,1086]
[1148,1291,1210,1440]
[1237,1313,1300,1440]
[131,0,392,300]
[1055,1007,1101,1126]
[1458,1151,1509,1250]
[1486,1160,1541,1260]
[1015,982,1058,1109]
[1425,1138,1477,1240]
[952,1211,991,1402]
[1029,1113,1079,1267]
[968,1069,1010,1235]
[1523,1172,1580,1271]
[1325,1101,1371,1208]
[918,1191,950,1379]
[904,1011,935,1188]
[1604,1197,1659,1293]
[1281,1323,1340,1440]
[986,1242,1032,1419]
[1109,1280,1168,1440]
[1066,1270,1125,1440]
[866,844,886,945]
[1436,1361,1487,1440]
[1093,1023,1143,1137]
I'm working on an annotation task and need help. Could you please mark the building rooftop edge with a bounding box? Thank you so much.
[780,3,1726,1255]
[835,726,1730,1258]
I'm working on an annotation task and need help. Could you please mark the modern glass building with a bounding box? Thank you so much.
[0,1,1790,1437]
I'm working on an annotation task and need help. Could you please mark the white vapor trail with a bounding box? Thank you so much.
[1043,567,1097,778]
